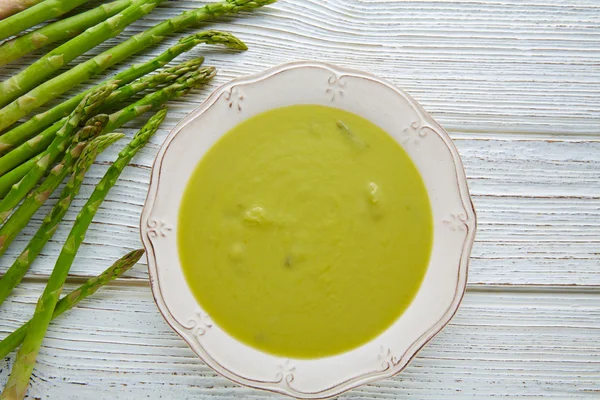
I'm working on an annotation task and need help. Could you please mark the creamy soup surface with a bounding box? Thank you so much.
[178,105,433,358]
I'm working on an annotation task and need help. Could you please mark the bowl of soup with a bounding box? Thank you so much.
[140,61,476,398]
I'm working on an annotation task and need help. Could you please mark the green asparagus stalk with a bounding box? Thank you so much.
[0,84,116,223]
[0,132,124,307]
[0,0,273,131]
[0,0,135,65]
[1,110,166,400]
[0,57,205,176]
[0,0,92,42]
[0,0,44,19]
[0,117,110,261]
[0,133,54,177]
[0,155,41,199]
[0,0,160,108]
[0,249,144,359]
[0,30,244,148]
[0,67,215,197]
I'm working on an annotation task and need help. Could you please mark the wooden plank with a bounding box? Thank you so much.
[2,0,598,136]
[0,137,597,286]
[0,283,598,399]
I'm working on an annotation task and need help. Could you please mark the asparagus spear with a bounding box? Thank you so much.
[0,249,144,359]
[0,0,273,131]
[0,132,124,307]
[0,131,56,177]
[0,66,216,197]
[0,0,44,19]
[0,57,205,176]
[1,110,166,400]
[0,0,92,42]
[0,117,110,260]
[0,84,116,223]
[0,0,160,108]
[0,155,41,199]
[0,30,244,147]
[0,0,135,65]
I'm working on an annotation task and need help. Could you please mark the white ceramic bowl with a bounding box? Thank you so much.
[140,61,476,399]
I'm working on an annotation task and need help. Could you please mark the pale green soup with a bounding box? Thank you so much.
[178,105,433,358]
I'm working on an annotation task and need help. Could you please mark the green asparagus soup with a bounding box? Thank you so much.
[178,105,433,358]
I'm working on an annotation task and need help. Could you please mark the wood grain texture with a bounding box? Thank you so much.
[0,0,599,398]
[1,283,599,399]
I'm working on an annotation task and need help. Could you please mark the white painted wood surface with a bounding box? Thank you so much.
[0,0,599,398]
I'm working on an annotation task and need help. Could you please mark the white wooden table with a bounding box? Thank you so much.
[1,0,599,398]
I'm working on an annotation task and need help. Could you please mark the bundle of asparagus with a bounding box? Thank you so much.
[0,0,274,128]
[0,30,244,155]
[0,0,136,65]
[0,65,217,392]
[0,0,276,397]
[2,110,167,398]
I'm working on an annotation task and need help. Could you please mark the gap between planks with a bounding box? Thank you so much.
[5,273,600,295]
